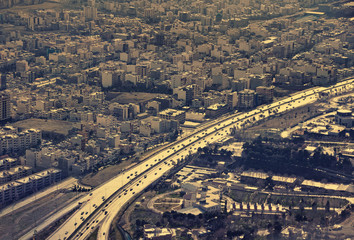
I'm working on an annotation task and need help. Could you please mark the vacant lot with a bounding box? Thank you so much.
[0,191,79,240]
[12,118,78,136]
[249,103,320,130]
[0,0,62,13]
[81,159,136,187]
[81,142,170,187]
[107,92,167,104]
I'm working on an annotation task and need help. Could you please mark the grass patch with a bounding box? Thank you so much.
[154,203,180,212]
[167,193,182,198]
[129,208,161,232]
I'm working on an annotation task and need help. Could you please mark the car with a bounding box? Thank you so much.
[105,211,108,215]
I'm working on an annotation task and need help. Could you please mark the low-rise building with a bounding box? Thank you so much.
[0,157,18,171]
[205,103,228,118]
[335,109,353,127]
[158,109,186,124]
[144,224,174,240]
[0,168,61,206]
[0,128,41,155]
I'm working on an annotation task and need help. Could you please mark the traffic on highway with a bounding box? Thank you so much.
[45,78,353,240]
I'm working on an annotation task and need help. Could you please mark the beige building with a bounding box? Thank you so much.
[158,109,186,124]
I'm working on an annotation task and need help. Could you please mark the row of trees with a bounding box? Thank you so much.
[71,185,92,192]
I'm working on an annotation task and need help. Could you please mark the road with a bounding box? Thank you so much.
[19,78,353,240]
[99,79,354,240]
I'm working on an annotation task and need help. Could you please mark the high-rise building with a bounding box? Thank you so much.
[83,0,97,21]
[238,89,257,109]
[16,60,29,73]
[0,92,10,121]
[0,74,6,90]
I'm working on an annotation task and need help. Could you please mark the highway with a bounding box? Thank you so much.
[31,78,353,240]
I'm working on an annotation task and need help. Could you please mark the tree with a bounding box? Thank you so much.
[325,200,330,212]
[273,221,282,236]
[265,176,275,191]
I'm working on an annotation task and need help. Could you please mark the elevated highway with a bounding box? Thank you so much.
[22,78,353,240]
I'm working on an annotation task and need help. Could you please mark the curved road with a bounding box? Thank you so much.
[21,78,353,240]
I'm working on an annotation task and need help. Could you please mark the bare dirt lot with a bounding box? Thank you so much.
[328,214,354,239]
[107,92,167,104]
[12,118,78,136]
[0,191,79,240]
[249,103,320,130]
[0,0,62,13]
[80,159,136,187]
